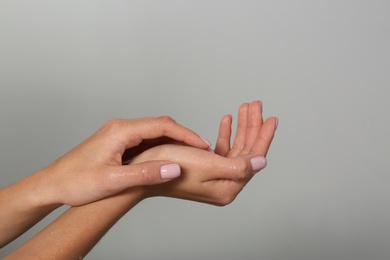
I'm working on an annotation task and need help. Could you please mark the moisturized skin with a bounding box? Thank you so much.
[4,101,278,259]
[0,116,211,248]
[135,101,277,206]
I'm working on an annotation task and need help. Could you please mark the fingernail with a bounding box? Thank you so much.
[160,164,181,179]
[201,137,211,147]
[275,117,279,130]
[250,157,267,172]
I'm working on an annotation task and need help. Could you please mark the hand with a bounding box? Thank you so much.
[132,101,278,206]
[1,101,276,257]
[30,117,211,207]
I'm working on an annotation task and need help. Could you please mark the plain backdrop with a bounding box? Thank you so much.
[1,1,389,259]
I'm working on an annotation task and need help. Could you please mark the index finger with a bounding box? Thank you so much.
[113,116,211,150]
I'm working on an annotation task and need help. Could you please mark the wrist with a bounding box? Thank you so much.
[21,168,63,211]
[126,186,149,203]
[140,182,173,199]
[0,169,61,247]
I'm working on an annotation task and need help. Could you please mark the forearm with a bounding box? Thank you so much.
[4,188,144,260]
[0,169,61,248]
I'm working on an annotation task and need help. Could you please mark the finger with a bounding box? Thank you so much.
[214,114,232,156]
[105,161,182,192]
[250,117,278,156]
[242,101,263,155]
[229,103,249,157]
[202,156,266,182]
[104,117,211,150]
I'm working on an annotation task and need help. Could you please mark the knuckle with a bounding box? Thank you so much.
[103,118,124,132]
[156,115,176,124]
[138,164,158,184]
[229,159,249,180]
[100,164,159,192]
[237,160,249,175]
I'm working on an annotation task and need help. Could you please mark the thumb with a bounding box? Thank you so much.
[249,156,267,173]
[113,161,181,188]
[203,156,267,182]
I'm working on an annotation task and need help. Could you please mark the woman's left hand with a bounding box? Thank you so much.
[132,101,278,206]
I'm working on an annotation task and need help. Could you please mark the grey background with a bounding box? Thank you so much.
[1,0,389,259]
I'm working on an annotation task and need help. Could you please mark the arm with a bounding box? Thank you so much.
[5,101,278,259]
[0,117,210,248]
[3,189,145,260]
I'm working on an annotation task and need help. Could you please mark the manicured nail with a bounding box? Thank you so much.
[160,164,181,179]
[201,137,211,147]
[275,117,279,130]
[250,157,267,172]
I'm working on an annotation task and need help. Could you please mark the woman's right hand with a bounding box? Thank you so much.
[2,101,276,259]
[132,101,278,206]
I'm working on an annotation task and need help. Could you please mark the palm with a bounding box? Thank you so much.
[134,101,277,206]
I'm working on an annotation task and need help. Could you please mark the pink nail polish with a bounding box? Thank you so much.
[201,137,211,147]
[250,157,267,172]
[160,164,181,179]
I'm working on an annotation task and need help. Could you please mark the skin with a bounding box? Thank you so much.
[139,102,277,205]
[0,116,210,248]
[4,101,277,259]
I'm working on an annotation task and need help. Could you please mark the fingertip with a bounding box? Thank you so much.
[250,156,267,172]
[251,100,262,108]
[222,114,233,122]
[264,117,277,129]
[200,136,212,147]
[160,163,181,179]
[239,102,250,112]
[220,115,232,130]
[265,117,278,131]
